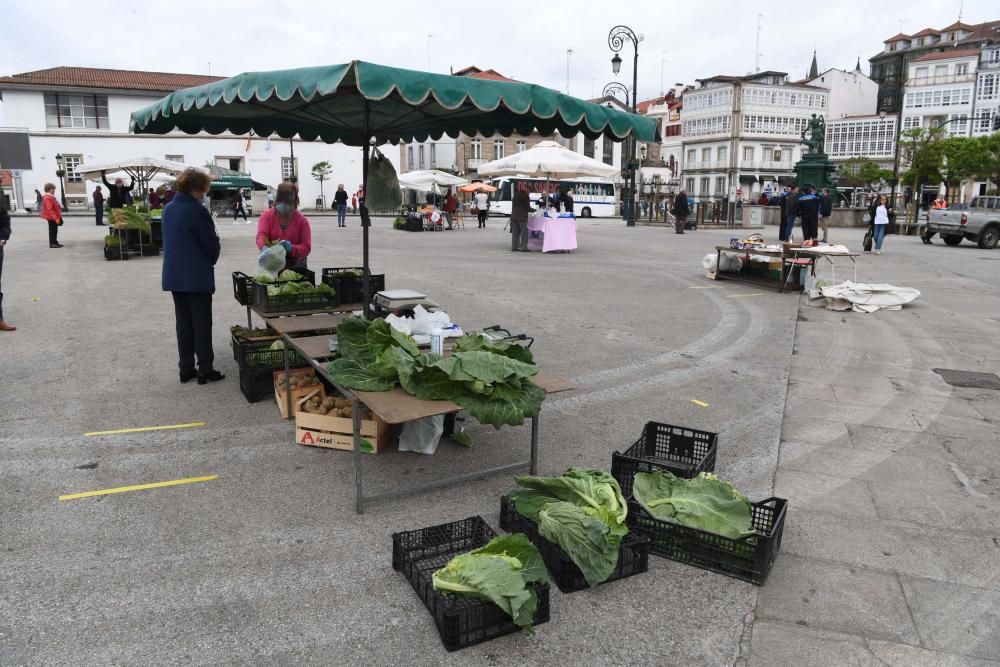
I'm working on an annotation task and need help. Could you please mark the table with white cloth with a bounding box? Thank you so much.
[526,213,578,253]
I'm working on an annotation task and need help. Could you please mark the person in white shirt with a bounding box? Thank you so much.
[872,194,891,255]
[474,190,490,228]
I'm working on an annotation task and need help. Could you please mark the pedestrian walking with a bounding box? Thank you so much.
[443,189,458,229]
[161,168,223,385]
[798,185,820,243]
[872,194,891,255]
[819,187,833,242]
[563,189,575,214]
[148,188,161,210]
[510,189,532,251]
[782,185,800,242]
[351,193,357,215]
[93,186,105,226]
[102,172,134,210]
[671,190,689,234]
[0,203,14,331]
[334,183,348,227]
[39,183,63,248]
[474,190,489,228]
[267,190,274,209]
[232,191,248,223]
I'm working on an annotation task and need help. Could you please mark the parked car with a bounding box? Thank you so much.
[923,196,1000,249]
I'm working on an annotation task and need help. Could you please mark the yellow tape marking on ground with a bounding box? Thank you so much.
[691,399,710,407]
[85,422,205,437]
[727,293,764,299]
[59,475,218,501]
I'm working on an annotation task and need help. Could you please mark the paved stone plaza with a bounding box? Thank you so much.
[1,215,998,665]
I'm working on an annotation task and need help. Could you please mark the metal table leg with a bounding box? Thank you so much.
[352,397,365,514]
[530,415,539,475]
[283,340,293,420]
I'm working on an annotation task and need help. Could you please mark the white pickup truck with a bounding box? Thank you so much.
[923,196,1000,249]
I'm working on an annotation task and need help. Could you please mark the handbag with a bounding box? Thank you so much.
[863,228,873,252]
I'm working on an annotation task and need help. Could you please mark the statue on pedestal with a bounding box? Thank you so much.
[800,114,826,156]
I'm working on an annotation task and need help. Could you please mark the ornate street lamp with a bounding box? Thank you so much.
[608,25,644,227]
[54,153,67,211]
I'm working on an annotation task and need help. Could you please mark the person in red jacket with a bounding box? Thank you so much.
[255,182,312,270]
[39,183,63,248]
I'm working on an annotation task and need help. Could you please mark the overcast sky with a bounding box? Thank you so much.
[2,0,997,107]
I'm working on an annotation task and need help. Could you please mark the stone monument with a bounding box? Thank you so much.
[794,114,838,192]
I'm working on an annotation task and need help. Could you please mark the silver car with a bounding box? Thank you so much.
[923,196,1000,249]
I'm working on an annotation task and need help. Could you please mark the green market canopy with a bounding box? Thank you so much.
[130,60,658,294]
[203,164,267,191]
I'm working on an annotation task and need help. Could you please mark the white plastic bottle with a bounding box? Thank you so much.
[430,327,444,356]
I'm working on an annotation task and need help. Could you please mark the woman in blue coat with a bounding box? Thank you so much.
[161,168,224,384]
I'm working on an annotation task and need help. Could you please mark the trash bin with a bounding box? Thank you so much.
[745,206,764,229]
[315,196,324,210]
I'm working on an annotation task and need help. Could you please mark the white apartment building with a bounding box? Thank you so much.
[805,67,879,119]
[901,49,980,135]
[0,67,400,211]
[680,71,828,201]
[973,42,1000,136]
[824,115,897,168]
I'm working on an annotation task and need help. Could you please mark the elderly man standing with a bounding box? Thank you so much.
[510,189,532,251]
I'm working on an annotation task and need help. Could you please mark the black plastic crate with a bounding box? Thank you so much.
[321,268,385,305]
[251,280,339,313]
[239,368,275,403]
[499,496,650,593]
[104,245,128,261]
[232,334,308,372]
[612,422,718,498]
[627,497,786,585]
[232,269,316,307]
[392,516,550,652]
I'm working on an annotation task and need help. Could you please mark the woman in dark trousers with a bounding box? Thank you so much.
[232,192,248,222]
[671,190,690,234]
[333,183,349,227]
[161,168,224,384]
[0,204,14,331]
[39,183,63,248]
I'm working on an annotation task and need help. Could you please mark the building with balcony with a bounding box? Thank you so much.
[973,38,1000,135]
[678,71,828,201]
[901,49,980,136]
[824,115,897,168]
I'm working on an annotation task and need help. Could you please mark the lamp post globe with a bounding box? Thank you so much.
[611,53,622,75]
[54,153,67,211]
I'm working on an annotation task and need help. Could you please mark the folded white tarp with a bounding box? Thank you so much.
[809,280,920,313]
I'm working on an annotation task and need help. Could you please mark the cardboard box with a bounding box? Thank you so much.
[294,389,394,454]
[273,368,323,419]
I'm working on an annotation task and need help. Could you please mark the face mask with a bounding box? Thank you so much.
[275,203,293,216]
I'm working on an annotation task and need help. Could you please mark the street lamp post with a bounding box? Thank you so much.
[54,153,67,211]
[609,25,644,227]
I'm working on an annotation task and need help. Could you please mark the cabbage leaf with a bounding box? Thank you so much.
[633,471,755,540]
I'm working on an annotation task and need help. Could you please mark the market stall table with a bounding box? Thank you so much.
[527,214,578,253]
[787,247,860,284]
[280,333,575,513]
[712,246,815,293]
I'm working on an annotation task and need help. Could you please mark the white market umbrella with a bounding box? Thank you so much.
[398,169,469,191]
[477,140,619,180]
[76,156,198,198]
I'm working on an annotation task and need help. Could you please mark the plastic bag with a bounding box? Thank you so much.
[410,304,452,336]
[364,147,401,212]
[256,244,287,281]
[398,415,445,455]
[702,252,743,273]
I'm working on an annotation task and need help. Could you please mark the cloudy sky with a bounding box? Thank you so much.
[2,0,996,106]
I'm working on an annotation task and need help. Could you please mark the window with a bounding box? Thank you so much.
[902,115,921,130]
[699,177,710,195]
[165,154,184,164]
[584,138,595,159]
[773,149,783,163]
[686,149,696,163]
[430,144,438,167]
[717,146,728,162]
[934,65,947,79]
[44,93,109,129]
[407,146,414,170]
[915,66,928,79]
[602,141,613,165]
[701,147,712,162]
[494,139,505,159]
[990,50,1000,64]
[743,146,754,161]
[978,73,997,100]
[418,145,425,169]
[715,176,726,194]
[516,140,527,153]
[956,64,968,76]
[681,115,731,136]
[782,148,792,163]
[470,138,482,160]
[63,154,83,183]
[281,157,296,180]
[685,177,695,193]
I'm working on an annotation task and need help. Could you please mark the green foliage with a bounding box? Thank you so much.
[939,136,989,186]
[326,320,545,428]
[511,468,628,587]
[432,533,547,632]
[973,132,1000,186]
[104,234,121,247]
[264,281,336,303]
[277,269,304,281]
[837,157,893,188]
[393,216,406,230]
[633,470,755,540]
[899,127,945,186]
[311,160,333,200]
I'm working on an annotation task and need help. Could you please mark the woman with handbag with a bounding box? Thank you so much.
[872,195,892,255]
[39,183,63,248]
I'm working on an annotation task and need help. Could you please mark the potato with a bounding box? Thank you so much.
[317,407,328,416]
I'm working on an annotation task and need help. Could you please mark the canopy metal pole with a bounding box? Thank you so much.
[361,101,371,318]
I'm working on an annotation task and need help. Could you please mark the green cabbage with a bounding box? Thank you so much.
[632,471,754,540]
[432,534,546,632]
[278,269,303,281]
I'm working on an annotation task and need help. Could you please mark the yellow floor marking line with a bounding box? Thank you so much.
[85,422,205,437]
[691,399,710,407]
[727,293,764,298]
[59,475,218,501]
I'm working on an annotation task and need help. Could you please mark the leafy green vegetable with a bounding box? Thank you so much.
[632,471,755,540]
[269,339,285,351]
[326,318,545,428]
[511,468,628,587]
[254,271,276,283]
[432,534,546,632]
[265,281,336,303]
[277,269,304,281]
[230,325,273,340]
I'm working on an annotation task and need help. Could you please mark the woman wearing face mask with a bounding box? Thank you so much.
[161,168,224,385]
[255,181,312,270]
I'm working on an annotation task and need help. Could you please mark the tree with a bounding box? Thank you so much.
[939,137,987,200]
[972,132,1000,190]
[837,157,893,189]
[311,161,333,204]
[899,127,945,220]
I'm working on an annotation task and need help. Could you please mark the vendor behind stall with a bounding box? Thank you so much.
[256,182,312,269]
